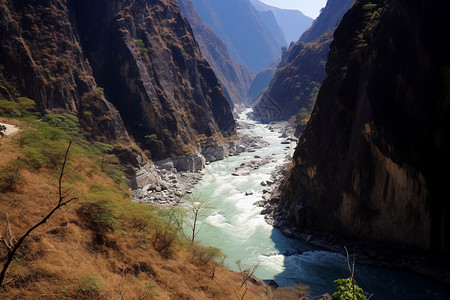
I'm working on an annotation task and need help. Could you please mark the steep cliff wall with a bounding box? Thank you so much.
[177,0,254,107]
[0,0,235,158]
[0,0,129,143]
[253,0,353,123]
[300,0,354,43]
[280,0,450,254]
[253,34,331,122]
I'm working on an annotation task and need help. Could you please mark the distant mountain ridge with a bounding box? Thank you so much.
[191,0,285,72]
[249,0,313,44]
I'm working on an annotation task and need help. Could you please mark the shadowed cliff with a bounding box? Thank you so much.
[279,0,450,255]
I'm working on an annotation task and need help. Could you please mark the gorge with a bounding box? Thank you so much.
[1,0,449,298]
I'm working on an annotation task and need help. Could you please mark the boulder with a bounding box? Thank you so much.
[282,228,293,237]
[236,145,246,153]
[202,145,227,162]
[253,201,266,207]
[260,181,267,186]
[173,153,205,172]
[245,189,254,196]
[154,158,174,170]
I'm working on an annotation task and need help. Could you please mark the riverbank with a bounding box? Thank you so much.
[131,116,273,206]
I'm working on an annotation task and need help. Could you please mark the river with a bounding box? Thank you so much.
[183,110,450,299]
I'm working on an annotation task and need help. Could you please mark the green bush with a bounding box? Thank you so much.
[0,164,21,192]
[135,39,149,54]
[76,273,103,295]
[0,97,36,117]
[362,3,377,10]
[41,113,82,139]
[332,278,367,300]
[188,243,225,265]
[77,201,118,233]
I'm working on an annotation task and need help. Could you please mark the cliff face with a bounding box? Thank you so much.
[177,0,254,108]
[190,0,284,73]
[280,0,450,254]
[0,0,235,157]
[0,0,129,143]
[253,34,331,122]
[253,0,353,123]
[300,0,354,43]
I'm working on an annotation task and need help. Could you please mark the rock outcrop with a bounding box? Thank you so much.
[177,0,255,108]
[0,0,235,156]
[279,0,450,254]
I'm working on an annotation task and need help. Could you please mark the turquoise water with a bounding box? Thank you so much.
[183,110,450,299]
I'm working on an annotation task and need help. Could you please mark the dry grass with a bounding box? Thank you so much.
[0,121,270,299]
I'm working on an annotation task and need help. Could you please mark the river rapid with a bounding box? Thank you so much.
[183,110,450,299]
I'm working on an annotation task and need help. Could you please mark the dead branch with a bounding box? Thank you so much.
[0,141,76,287]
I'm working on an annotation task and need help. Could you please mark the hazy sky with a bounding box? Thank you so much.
[259,0,327,19]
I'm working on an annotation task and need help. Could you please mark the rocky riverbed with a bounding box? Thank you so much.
[131,118,276,206]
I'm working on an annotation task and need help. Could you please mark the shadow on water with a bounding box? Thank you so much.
[268,228,450,299]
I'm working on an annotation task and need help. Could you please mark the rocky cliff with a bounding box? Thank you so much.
[177,0,254,108]
[253,0,353,123]
[190,0,284,72]
[0,0,235,158]
[279,0,450,254]
[253,34,331,122]
[299,0,354,43]
[0,0,129,143]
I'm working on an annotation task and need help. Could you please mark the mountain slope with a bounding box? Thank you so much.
[0,0,235,159]
[279,0,450,254]
[177,0,255,108]
[300,0,354,43]
[253,0,352,122]
[253,33,331,122]
[249,0,313,44]
[191,0,284,72]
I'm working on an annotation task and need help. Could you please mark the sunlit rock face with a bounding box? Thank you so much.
[0,0,235,155]
[280,0,450,254]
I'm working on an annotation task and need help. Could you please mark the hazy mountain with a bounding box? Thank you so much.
[191,0,284,72]
[177,0,255,108]
[249,0,313,44]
